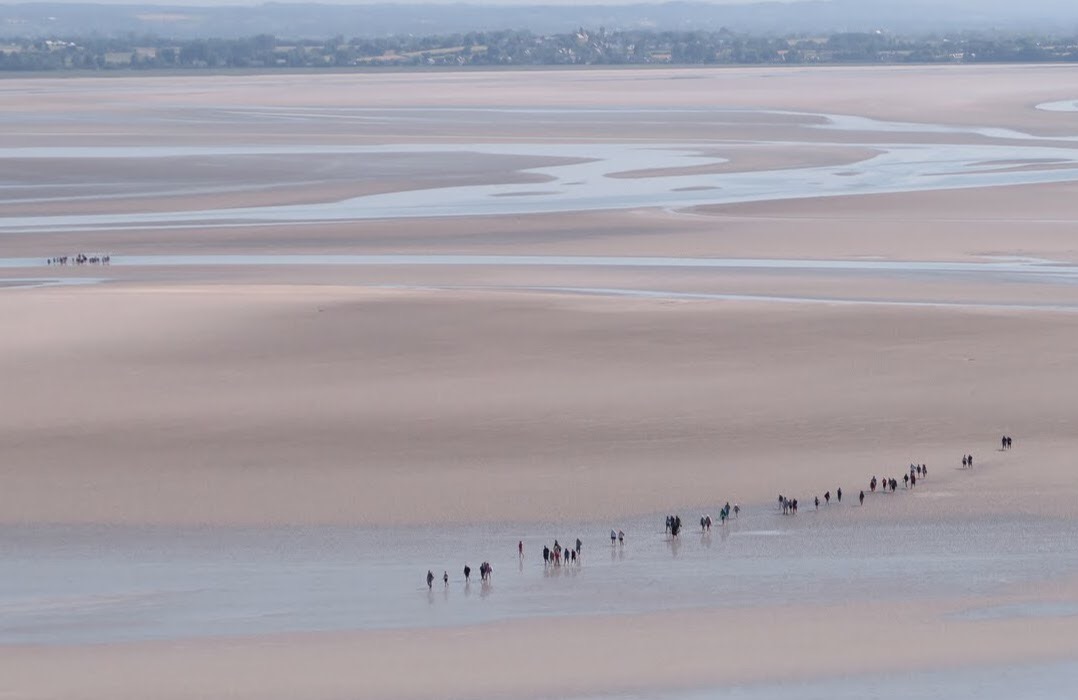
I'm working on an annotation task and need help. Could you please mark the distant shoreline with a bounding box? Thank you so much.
[4,60,1078,80]
[3,26,1078,73]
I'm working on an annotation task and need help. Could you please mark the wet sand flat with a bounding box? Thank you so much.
[4,597,1078,700]
[5,65,1078,699]
[4,509,1078,644]
[6,178,1078,266]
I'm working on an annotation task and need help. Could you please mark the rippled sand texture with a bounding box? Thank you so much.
[3,66,1078,699]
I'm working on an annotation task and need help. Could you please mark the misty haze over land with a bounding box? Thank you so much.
[2,1,1078,40]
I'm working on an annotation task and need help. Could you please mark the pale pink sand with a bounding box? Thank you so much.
[5,65,1078,700]
[3,284,1077,527]
[3,596,1078,700]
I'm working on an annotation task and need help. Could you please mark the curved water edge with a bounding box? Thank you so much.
[484,284,1078,313]
[5,106,1078,231]
[2,253,1075,276]
[9,255,1078,311]
[1036,100,1078,113]
[0,277,105,289]
[581,661,1078,700]
[952,601,1078,621]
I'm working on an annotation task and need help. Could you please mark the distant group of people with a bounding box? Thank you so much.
[787,463,934,516]
[46,253,110,266]
[870,475,896,492]
[699,502,738,530]
[782,436,1007,522]
[543,538,583,566]
[424,436,1012,591]
[870,463,928,494]
[428,561,492,589]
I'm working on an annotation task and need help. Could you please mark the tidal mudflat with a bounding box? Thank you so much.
[3,66,1078,699]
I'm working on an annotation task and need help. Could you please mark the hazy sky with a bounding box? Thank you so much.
[4,0,813,4]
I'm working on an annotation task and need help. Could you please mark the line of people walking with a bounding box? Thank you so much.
[870,463,928,494]
[46,253,110,266]
[425,436,1012,589]
[788,463,932,517]
[427,560,492,589]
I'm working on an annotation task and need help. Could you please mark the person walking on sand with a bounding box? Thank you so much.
[518,540,524,559]
[815,496,820,510]
[824,491,830,505]
[618,530,625,545]
[444,571,449,588]
[611,529,617,545]
[576,538,582,556]
[859,490,865,506]
[733,503,740,518]
[962,455,968,469]
[464,564,471,582]
[968,454,974,469]
[427,570,434,590]
[837,488,843,503]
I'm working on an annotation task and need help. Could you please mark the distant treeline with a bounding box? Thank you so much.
[3,29,1078,71]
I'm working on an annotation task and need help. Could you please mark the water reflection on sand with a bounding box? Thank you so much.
[9,254,1078,310]
[4,108,1078,232]
[0,253,1074,276]
[2,510,1077,646]
[580,661,1078,700]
